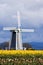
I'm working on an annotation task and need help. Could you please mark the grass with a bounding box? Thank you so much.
[0,50,43,65]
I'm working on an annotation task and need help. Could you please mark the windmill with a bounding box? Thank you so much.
[3,11,34,50]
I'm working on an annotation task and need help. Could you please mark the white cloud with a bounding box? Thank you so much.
[12,15,17,19]
[0,0,43,28]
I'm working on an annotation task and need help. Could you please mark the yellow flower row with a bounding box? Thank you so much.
[0,50,43,55]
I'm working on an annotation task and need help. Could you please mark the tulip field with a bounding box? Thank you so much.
[0,50,43,65]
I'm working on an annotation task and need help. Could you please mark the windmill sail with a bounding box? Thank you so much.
[3,27,16,30]
[17,11,23,49]
[17,11,21,28]
[22,29,34,32]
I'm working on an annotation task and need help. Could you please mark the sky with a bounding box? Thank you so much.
[0,0,43,43]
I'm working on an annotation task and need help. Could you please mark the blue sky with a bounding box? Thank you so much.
[0,0,43,43]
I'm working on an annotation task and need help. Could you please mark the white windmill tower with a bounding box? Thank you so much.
[3,11,34,50]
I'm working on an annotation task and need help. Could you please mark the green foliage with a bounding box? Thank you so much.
[0,54,43,65]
